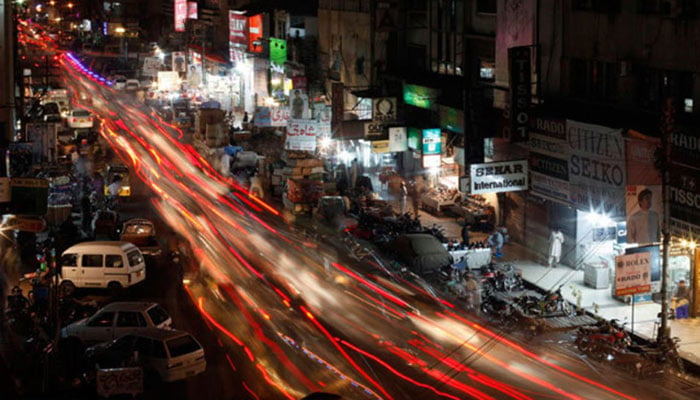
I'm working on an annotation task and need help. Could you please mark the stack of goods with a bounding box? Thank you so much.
[274,151,325,214]
[421,187,461,215]
[46,175,74,226]
[193,108,226,149]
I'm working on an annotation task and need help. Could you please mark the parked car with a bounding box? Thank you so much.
[91,209,120,240]
[61,302,172,345]
[84,329,206,382]
[113,76,127,90]
[384,233,454,275]
[42,102,62,122]
[67,109,94,129]
[120,219,162,257]
[125,79,140,91]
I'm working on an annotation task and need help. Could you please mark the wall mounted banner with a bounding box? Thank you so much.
[470,159,528,194]
[364,122,384,140]
[508,46,531,142]
[388,127,408,152]
[371,140,391,153]
[530,172,570,203]
[403,84,438,109]
[187,2,198,19]
[248,14,263,53]
[422,128,441,155]
[531,116,566,140]
[626,185,662,245]
[615,251,652,296]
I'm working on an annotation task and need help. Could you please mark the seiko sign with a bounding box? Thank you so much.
[567,120,625,189]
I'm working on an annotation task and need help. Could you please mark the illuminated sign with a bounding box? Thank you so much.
[403,84,438,109]
[248,14,263,53]
[174,0,187,32]
[187,1,198,19]
[422,128,441,155]
[270,37,287,66]
[470,160,528,195]
[408,127,420,150]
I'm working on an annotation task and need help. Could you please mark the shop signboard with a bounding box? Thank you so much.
[371,140,390,154]
[625,185,662,245]
[669,164,700,236]
[187,1,198,19]
[271,107,290,127]
[422,154,441,169]
[364,122,384,140]
[229,11,247,64]
[508,46,531,142]
[403,84,438,109]
[389,127,408,152]
[407,127,420,150]
[626,134,660,185]
[531,116,566,140]
[143,57,160,77]
[529,152,568,181]
[286,119,318,151]
[439,105,464,134]
[157,71,179,91]
[567,120,625,212]
[254,107,271,127]
[0,177,9,202]
[11,178,48,216]
[529,133,567,159]
[614,251,652,296]
[269,37,287,66]
[372,98,396,122]
[422,128,441,155]
[248,14,263,53]
[1,215,46,233]
[470,160,528,195]
[530,172,569,203]
[174,0,187,32]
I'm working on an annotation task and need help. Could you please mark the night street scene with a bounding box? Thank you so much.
[2,0,700,399]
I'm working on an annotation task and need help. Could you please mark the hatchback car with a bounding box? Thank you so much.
[85,329,206,382]
[67,109,94,129]
[125,79,140,91]
[113,76,127,90]
[61,302,172,345]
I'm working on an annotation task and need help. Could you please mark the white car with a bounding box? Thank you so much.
[85,329,206,382]
[67,109,94,129]
[113,76,127,90]
[61,302,172,345]
[125,79,140,91]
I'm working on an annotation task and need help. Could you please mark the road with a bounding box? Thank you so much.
[26,32,698,399]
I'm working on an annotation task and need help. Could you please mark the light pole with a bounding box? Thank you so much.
[658,96,675,343]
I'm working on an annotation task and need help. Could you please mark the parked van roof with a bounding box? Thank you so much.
[62,241,139,254]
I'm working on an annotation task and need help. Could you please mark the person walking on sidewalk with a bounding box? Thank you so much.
[399,181,408,215]
[672,280,690,319]
[548,227,565,268]
[461,221,470,246]
[488,229,504,258]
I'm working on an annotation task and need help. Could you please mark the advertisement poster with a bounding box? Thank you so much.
[143,57,161,77]
[248,14,263,53]
[614,251,652,296]
[187,1,198,19]
[470,160,528,195]
[286,120,318,151]
[422,128,441,155]
[171,52,186,73]
[157,71,180,91]
[188,64,202,87]
[625,185,662,245]
[289,89,309,120]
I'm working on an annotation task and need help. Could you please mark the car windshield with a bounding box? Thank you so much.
[72,110,91,117]
[166,334,201,357]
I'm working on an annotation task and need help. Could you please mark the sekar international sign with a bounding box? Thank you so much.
[470,160,528,195]
[614,251,652,296]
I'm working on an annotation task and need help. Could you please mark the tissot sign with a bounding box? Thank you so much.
[470,160,528,194]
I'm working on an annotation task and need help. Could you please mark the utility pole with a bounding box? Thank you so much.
[658,96,675,343]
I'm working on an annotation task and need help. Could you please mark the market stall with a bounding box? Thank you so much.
[449,194,495,232]
[421,187,461,215]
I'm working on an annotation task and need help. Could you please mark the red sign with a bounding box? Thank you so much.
[187,2,198,19]
[174,0,187,32]
[229,11,247,45]
[271,108,290,127]
[248,14,263,53]
[292,76,307,91]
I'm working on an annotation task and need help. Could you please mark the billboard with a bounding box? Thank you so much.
[403,84,438,109]
[269,37,287,66]
[286,120,318,151]
[625,185,662,245]
[187,1,198,19]
[470,160,528,195]
[422,129,441,155]
[614,251,652,296]
[388,127,408,152]
[174,0,187,32]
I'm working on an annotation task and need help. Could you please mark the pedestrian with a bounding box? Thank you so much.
[465,273,481,311]
[349,159,360,189]
[547,227,565,268]
[488,229,504,258]
[399,181,408,215]
[461,220,470,246]
[672,280,690,319]
[249,172,264,198]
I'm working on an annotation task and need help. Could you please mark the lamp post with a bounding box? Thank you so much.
[658,96,675,343]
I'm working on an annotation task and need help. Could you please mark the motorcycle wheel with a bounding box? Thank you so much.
[576,337,591,353]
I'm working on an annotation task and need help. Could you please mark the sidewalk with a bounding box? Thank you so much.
[411,200,700,368]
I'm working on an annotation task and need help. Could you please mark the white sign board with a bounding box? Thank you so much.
[389,127,408,152]
[470,160,528,194]
[286,119,318,151]
[157,71,180,91]
[0,177,10,202]
[614,252,652,296]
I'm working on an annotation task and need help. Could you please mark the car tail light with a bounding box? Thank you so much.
[88,117,93,121]
[72,118,77,122]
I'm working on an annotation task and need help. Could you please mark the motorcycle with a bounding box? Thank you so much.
[480,292,515,324]
[575,319,631,359]
[522,284,572,316]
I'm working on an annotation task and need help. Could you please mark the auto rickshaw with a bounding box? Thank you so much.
[104,163,131,197]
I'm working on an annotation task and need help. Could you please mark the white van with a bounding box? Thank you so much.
[60,241,146,295]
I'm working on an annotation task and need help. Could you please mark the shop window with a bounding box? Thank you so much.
[636,68,693,113]
[480,60,495,81]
